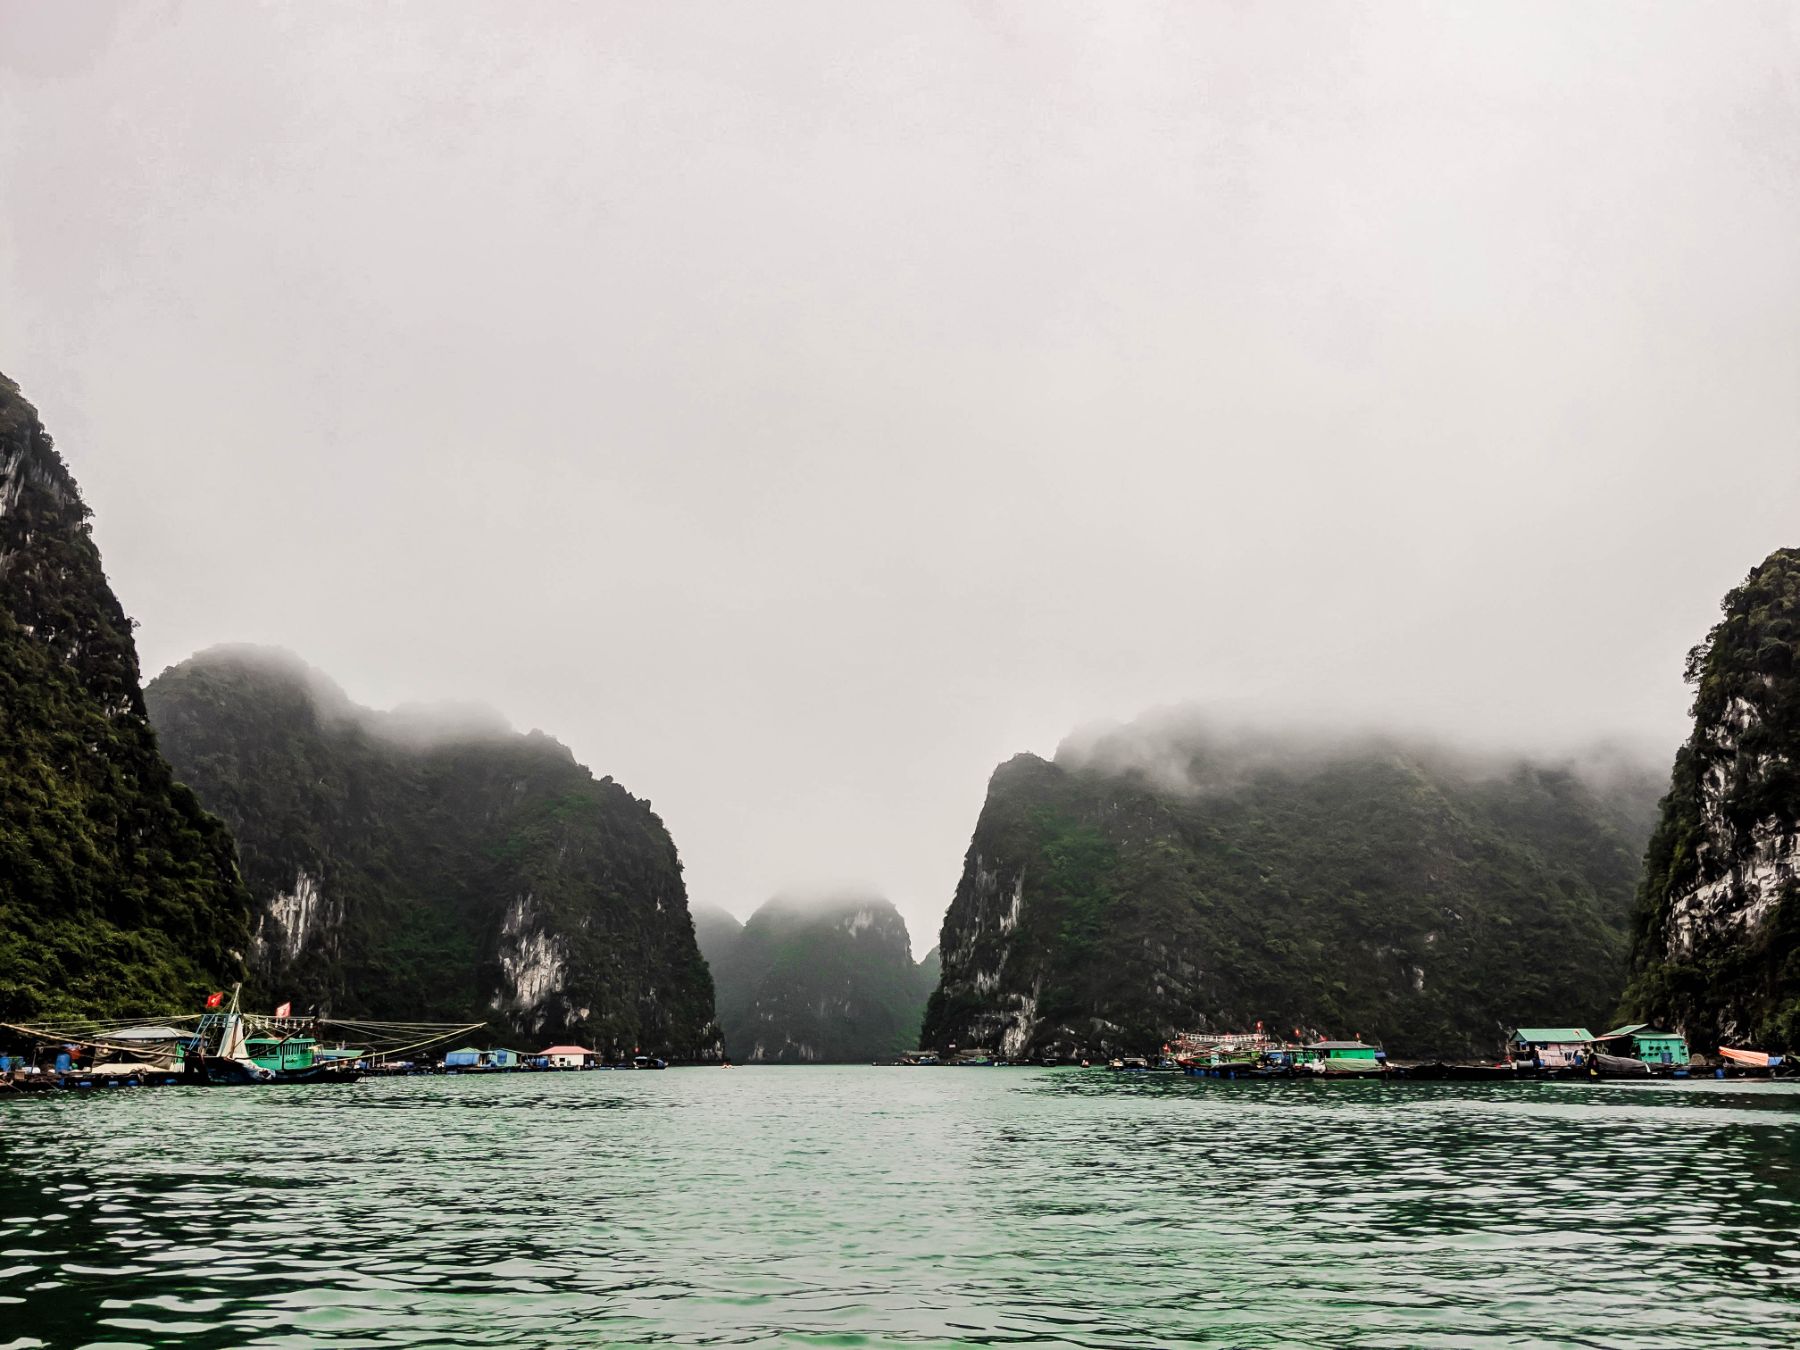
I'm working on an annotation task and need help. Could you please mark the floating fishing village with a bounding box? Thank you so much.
[3,984,1790,1093]
[898,1026,1790,1080]
[0,986,671,1093]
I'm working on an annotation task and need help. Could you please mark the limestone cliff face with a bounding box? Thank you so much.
[0,373,250,1018]
[696,895,935,1062]
[145,646,720,1057]
[924,730,1661,1061]
[1625,549,1800,1049]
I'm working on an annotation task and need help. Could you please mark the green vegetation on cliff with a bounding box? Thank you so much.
[924,726,1662,1060]
[695,895,935,1062]
[1623,549,1800,1050]
[0,373,250,1020]
[145,646,718,1056]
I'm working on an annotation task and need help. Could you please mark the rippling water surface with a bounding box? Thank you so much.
[2,1069,1798,1347]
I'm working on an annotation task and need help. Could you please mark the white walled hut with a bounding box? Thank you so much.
[539,1044,596,1069]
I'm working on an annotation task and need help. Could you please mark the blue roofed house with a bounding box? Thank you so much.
[444,1047,527,1070]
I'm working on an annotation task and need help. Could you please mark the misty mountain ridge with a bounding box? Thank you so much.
[925,711,1664,1060]
[1057,708,1669,802]
[169,644,529,752]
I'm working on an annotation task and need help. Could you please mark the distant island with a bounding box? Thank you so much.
[695,894,936,1062]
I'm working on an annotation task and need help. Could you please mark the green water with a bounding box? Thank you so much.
[1,1068,1797,1348]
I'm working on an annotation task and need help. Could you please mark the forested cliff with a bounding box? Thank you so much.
[145,646,718,1056]
[923,721,1662,1060]
[1623,549,1800,1050]
[0,373,250,1019]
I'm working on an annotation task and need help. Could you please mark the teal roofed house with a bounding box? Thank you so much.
[1599,1025,1689,1067]
[1507,1028,1593,1068]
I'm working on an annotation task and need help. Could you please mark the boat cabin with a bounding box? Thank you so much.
[1506,1028,1593,1068]
[1597,1024,1688,1066]
[1298,1040,1383,1065]
[245,1035,318,1072]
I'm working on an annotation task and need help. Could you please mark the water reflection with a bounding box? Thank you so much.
[1,1071,1796,1347]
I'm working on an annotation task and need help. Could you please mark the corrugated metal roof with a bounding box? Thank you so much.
[1511,1028,1593,1042]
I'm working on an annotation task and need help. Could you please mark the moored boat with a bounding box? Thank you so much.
[1589,1052,1652,1079]
[3,986,486,1088]
[1718,1047,1783,1073]
[1299,1040,1387,1075]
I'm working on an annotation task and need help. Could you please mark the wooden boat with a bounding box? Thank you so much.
[1444,1062,1523,1081]
[1719,1047,1783,1071]
[1391,1061,1453,1080]
[1590,1052,1651,1078]
[1303,1056,1387,1076]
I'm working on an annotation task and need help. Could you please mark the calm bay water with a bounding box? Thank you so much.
[1,1069,1797,1348]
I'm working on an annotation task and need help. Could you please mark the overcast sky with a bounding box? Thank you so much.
[3,3,1797,949]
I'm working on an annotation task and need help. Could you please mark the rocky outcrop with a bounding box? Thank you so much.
[0,373,250,1018]
[1624,549,1800,1049]
[695,895,935,1062]
[145,645,719,1056]
[924,725,1663,1061]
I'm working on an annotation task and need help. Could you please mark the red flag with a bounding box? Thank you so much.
[274,1002,292,1018]
[205,992,224,1009]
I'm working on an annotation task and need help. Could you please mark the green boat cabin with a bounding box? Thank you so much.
[1299,1040,1381,1064]
[244,1035,318,1072]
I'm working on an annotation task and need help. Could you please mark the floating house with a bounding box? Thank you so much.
[1506,1028,1594,1068]
[445,1047,526,1070]
[1597,1024,1688,1066]
[539,1044,596,1069]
